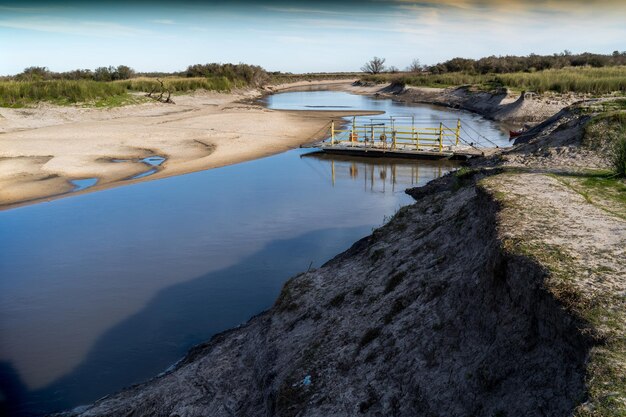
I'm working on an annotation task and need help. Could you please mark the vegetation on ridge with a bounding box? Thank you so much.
[0,63,270,108]
[583,102,626,176]
[361,66,626,95]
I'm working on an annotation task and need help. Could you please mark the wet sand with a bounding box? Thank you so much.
[0,80,377,209]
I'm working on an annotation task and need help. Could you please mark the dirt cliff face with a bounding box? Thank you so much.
[60,175,590,417]
[382,84,578,125]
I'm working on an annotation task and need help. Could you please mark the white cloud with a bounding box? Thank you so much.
[0,5,68,13]
[264,6,351,16]
[150,19,175,25]
[0,17,154,38]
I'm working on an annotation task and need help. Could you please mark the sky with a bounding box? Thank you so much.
[1,0,625,75]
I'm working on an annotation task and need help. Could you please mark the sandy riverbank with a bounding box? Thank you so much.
[0,80,379,210]
[0,78,575,210]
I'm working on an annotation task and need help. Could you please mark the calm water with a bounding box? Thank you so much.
[0,92,507,416]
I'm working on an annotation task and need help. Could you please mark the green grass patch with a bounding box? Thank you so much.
[269,72,360,84]
[551,172,626,220]
[582,111,626,176]
[0,80,127,107]
[90,94,149,108]
[611,136,626,177]
[118,76,240,93]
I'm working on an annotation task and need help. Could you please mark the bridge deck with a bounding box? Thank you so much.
[305,141,485,160]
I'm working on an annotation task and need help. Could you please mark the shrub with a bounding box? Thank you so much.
[611,136,626,177]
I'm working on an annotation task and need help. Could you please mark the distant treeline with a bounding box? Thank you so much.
[12,65,137,81]
[359,51,626,94]
[8,63,270,86]
[427,51,626,74]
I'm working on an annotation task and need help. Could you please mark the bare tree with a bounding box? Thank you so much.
[361,57,386,74]
[407,58,422,73]
[387,66,399,74]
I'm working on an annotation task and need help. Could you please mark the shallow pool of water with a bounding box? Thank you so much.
[70,178,98,192]
[0,91,505,416]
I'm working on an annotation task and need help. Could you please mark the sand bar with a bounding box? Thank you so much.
[0,80,380,210]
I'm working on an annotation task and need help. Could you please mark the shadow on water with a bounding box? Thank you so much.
[4,226,370,416]
[0,361,28,417]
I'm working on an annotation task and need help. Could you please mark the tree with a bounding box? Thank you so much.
[94,66,115,81]
[17,66,49,81]
[407,58,421,73]
[387,66,399,74]
[115,65,135,80]
[60,69,93,80]
[361,57,386,74]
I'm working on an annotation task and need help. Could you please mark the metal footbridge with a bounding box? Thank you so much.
[313,117,486,160]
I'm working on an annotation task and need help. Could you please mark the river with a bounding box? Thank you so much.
[0,91,508,415]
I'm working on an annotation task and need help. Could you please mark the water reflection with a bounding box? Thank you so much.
[302,152,457,192]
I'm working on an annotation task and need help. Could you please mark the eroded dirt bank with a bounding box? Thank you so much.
[278,80,579,125]
[55,101,626,417]
[346,82,580,125]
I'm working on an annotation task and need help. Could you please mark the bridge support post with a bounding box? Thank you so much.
[439,122,443,152]
[456,119,461,146]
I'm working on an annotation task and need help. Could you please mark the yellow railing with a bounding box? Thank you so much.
[329,118,461,152]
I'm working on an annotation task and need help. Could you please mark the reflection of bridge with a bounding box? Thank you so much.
[302,152,458,192]
[312,116,484,160]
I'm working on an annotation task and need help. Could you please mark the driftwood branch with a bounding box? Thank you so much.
[146,85,157,98]
[145,78,175,104]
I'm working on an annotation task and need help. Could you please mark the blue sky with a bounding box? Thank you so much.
[1,0,625,75]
